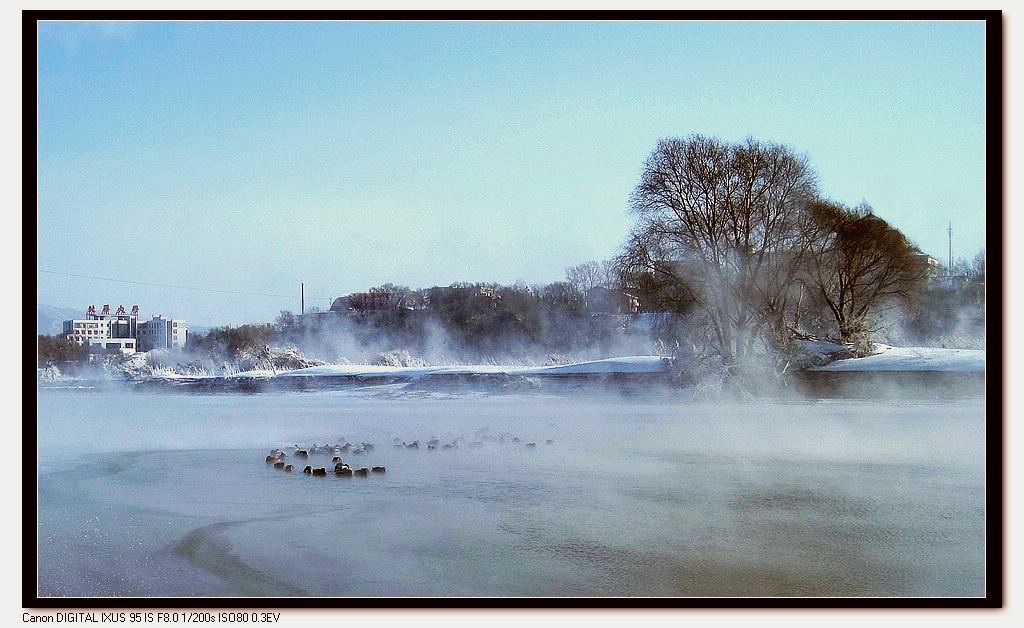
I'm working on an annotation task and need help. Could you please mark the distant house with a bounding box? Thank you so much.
[137,315,188,351]
[330,291,410,313]
[328,296,348,312]
[62,304,187,354]
[425,286,500,310]
[585,287,639,315]
[63,304,139,355]
[914,252,942,278]
[915,252,974,290]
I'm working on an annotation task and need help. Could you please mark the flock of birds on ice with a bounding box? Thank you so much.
[263,432,557,478]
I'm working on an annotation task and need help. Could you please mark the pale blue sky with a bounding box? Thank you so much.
[37,20,987,326]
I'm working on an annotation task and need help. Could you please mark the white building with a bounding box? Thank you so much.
[84,337,137,354]
[137,315,187,351]
[63,304,139,355]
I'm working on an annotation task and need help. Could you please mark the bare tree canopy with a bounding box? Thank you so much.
[565,260,618,293]
[618,134,930,360]
[801,200,929,342]
[621,134,818,362]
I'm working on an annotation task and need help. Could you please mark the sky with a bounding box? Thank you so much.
[36,20,988,326]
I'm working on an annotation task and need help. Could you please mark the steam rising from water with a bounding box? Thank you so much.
[37,390,985,597]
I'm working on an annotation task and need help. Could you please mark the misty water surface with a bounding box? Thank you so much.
[37,387,985,597]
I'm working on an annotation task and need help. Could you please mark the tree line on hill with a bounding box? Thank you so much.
[264,276,644,364]
[37,134,986,370]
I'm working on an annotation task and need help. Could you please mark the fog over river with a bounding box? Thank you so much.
[36,387,985,597]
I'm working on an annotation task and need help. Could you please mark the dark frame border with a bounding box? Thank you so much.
[23,8,1004,610]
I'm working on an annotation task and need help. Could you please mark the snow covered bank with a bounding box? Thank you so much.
[791,338,857,368]
[37,354,672,390]
[809,346,985,373]
[276,356,670,379]
[530,355,671,374]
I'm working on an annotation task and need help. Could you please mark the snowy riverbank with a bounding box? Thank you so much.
[809,346,985,373]
[37,347,986,394]
[273,355,671,379]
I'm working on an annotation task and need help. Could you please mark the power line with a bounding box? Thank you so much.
[38,270,335,302]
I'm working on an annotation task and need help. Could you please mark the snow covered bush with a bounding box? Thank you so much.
[372,350,428,368]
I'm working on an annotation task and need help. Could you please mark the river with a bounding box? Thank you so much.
[36,386,986,597]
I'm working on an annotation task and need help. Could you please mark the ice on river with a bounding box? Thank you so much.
[37,388,986,597]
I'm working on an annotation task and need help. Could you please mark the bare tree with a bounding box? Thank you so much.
[565,260,617,293]
[274,310,298,333]
[970,249,986,282]
[538,281,583,309]
[622,134,818,363]
[616,243,700,316]
[801,200,928,343]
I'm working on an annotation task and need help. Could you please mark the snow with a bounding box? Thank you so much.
[528,355,671,375]
[227,369,279,379]
[147,371,217,380]
[276,364,500,378]
[793,338,855,364]
[276,356,670,379]
[810,346,985,373]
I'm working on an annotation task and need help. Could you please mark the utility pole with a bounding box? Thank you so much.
[301,282,305,316]
[947,222,953,276]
